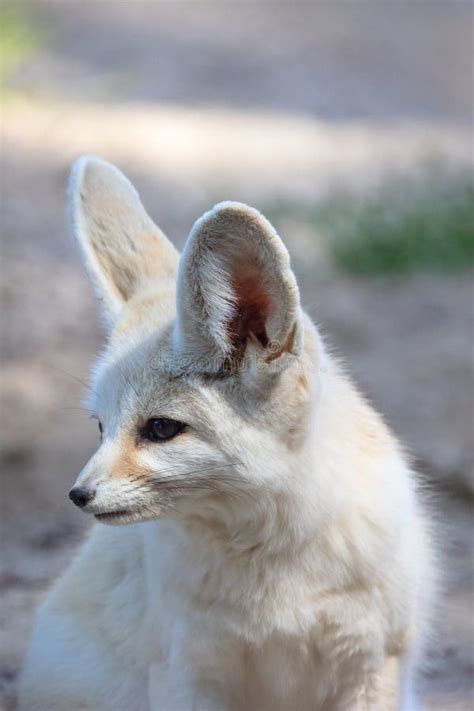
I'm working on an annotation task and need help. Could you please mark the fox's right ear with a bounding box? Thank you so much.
[69,156,179,328]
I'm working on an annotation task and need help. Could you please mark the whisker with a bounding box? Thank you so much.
[116,367,141,400]
[154,463,240,484]
[129,462,239,485]
[57,406,96,415]
[47,365,103,403]
[120,460,257,505]
[145,472,253,504]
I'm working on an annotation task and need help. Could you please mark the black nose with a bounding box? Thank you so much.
[69,487,94,509]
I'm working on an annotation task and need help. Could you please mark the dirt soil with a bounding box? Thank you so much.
[1,3,473,709]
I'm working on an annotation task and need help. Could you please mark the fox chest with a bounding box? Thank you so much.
[147,626,378,711]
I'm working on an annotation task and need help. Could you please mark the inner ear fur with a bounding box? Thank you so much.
[175,201,302,369]
[229,260,271,349]
[69,156,179,326]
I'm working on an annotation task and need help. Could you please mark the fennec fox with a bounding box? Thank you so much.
[19,157,433,710]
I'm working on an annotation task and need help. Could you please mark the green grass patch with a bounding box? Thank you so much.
[0,1,42,86]
[270,167,474,276]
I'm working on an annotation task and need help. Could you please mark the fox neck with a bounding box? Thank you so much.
[142,450,343,625]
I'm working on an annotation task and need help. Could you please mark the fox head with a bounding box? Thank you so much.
[69,157,323,532]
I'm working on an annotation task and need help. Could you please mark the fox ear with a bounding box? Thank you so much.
[69,156,179,327]
[174,201,302,373]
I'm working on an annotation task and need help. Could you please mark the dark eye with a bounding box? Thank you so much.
[141,418,186,442]
[98,421,103,435]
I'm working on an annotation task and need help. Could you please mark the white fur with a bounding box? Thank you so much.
[19,157,434,710]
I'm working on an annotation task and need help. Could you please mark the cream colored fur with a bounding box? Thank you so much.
[19,157,434,711]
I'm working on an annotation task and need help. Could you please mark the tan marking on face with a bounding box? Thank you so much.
[108,433,151,481]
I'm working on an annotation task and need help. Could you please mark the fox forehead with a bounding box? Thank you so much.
[87,324,227,437]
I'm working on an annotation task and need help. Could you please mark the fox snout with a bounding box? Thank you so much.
[67,438,162,525]
[68,444,123,514]
[69,486,95,509]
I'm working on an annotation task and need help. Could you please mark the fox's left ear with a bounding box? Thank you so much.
[174,201,303,373]
[69,156,179,328]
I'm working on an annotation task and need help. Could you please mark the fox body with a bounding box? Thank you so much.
[19,157,433,710]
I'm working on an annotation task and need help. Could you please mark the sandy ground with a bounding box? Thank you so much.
[1,2,473,709]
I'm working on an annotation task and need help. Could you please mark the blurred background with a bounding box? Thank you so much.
[1,1,473,709]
